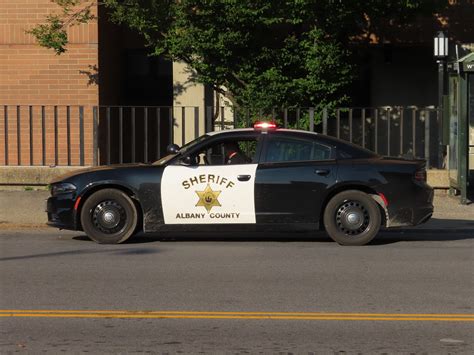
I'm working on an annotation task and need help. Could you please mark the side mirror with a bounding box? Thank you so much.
[167,143,180,154]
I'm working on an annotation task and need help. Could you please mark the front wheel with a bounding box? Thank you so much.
[323,190,381,246]
[80,188,138,244]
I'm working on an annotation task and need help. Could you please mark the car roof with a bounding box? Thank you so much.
[206,128,320,137]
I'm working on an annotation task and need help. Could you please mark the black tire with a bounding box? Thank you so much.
[80,188,138,244]
[323,190,381,246]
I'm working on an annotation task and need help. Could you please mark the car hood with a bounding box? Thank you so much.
[50,163,147,184]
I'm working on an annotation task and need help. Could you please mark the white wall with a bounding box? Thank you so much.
[172,62,206,145]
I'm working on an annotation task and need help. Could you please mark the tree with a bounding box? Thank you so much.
[29,0,444,117]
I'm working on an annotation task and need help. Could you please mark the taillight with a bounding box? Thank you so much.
[414,169,427,182]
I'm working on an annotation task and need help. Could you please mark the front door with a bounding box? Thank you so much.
[160,134,261,224]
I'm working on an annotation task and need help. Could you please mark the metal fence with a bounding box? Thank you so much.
[96,106,181,166]
[322,107,442,168]
[1,105,86,166]
[210,106,442,169]
[0,105,443,168]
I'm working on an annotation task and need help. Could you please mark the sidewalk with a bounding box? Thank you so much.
[0,189,472,230]
[408,192,473,231]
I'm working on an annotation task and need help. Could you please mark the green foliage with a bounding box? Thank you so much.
[160,1,353,112]
[30,0,444,116]
[28,15,68,55]
[27,0,94,55]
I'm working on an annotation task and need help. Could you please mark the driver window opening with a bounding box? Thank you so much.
[195,138,258,165]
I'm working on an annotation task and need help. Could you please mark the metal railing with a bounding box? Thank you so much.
[95,106,177,166]
[322,107,442,168]
[1,105,443,168]
[1,105,85,166]
[211,106,442,168]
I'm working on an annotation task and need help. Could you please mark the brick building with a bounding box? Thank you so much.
[0,0,98,166]
[1,1,473,169]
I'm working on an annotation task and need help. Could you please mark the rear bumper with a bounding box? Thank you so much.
[387,205,433,227]
[386,187,434,228]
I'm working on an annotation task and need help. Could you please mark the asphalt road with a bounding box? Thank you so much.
[1,228,473,353]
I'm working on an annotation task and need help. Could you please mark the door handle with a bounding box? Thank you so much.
[237,174,251,181]
[315,169,329,176]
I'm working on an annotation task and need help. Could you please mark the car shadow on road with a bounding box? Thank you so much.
[73,233,336,244]
[420,217,474,230]
[69,218,474,245]
[373,230,474,245]
[68,217,474,246]
[0,246,160,262]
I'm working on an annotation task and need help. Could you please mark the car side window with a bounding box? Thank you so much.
[264,136,332,163]
[193,137,259,165]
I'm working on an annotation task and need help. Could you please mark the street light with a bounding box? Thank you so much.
[433,31,449,167]
[434,31,449,59]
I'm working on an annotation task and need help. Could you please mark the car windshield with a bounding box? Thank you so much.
[153,134,210,165]
[179,134,210,153]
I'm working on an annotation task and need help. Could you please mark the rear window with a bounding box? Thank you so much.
[336,142,379,159]
[264,136,332,162]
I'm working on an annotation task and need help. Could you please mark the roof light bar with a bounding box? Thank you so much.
[253,121,277,130]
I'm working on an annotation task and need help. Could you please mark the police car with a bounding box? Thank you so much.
[46,122,434,246]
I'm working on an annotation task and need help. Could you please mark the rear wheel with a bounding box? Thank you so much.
[323,190,381,246]
[80,188,138,244]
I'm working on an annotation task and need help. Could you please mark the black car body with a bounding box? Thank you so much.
[47,127,434,245]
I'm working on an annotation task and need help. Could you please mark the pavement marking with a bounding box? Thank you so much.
[1,310,473,322]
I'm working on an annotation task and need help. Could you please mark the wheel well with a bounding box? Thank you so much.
[75,184,143,230]
[319,185,386,230]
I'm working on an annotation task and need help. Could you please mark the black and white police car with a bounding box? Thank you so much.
[47,122,433,246]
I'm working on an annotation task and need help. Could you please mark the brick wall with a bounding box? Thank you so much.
[0,0,98,166]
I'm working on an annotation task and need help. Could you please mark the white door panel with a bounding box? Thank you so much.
[161,164,257,224]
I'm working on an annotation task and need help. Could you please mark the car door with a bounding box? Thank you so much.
[160,133,262,225]
[255,132,337,225]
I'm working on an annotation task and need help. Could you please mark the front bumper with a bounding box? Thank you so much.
[46,193,78,230]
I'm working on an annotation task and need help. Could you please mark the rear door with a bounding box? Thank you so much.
[255,133,337,224]
[160,133,262,224]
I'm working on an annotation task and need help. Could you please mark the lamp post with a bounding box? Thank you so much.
[434,31,448,60]
[434,31,449,167]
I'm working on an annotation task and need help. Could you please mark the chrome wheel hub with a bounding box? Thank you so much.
[336,200,370,236]
[347,212,361,225]
[92,200,126,234]
[102,210,118,226]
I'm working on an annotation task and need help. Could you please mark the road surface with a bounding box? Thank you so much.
[1,228,473,353]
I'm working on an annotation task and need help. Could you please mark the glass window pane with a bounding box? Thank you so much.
[265,137,331,162]
[195,138,258,165]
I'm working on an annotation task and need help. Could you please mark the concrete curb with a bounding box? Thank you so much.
[0,190,49,224]
[0,166,89,185]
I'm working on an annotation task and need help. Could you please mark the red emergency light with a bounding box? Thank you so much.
[253,121,277,130]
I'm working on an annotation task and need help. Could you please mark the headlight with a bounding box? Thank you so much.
[50,182,76,196]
